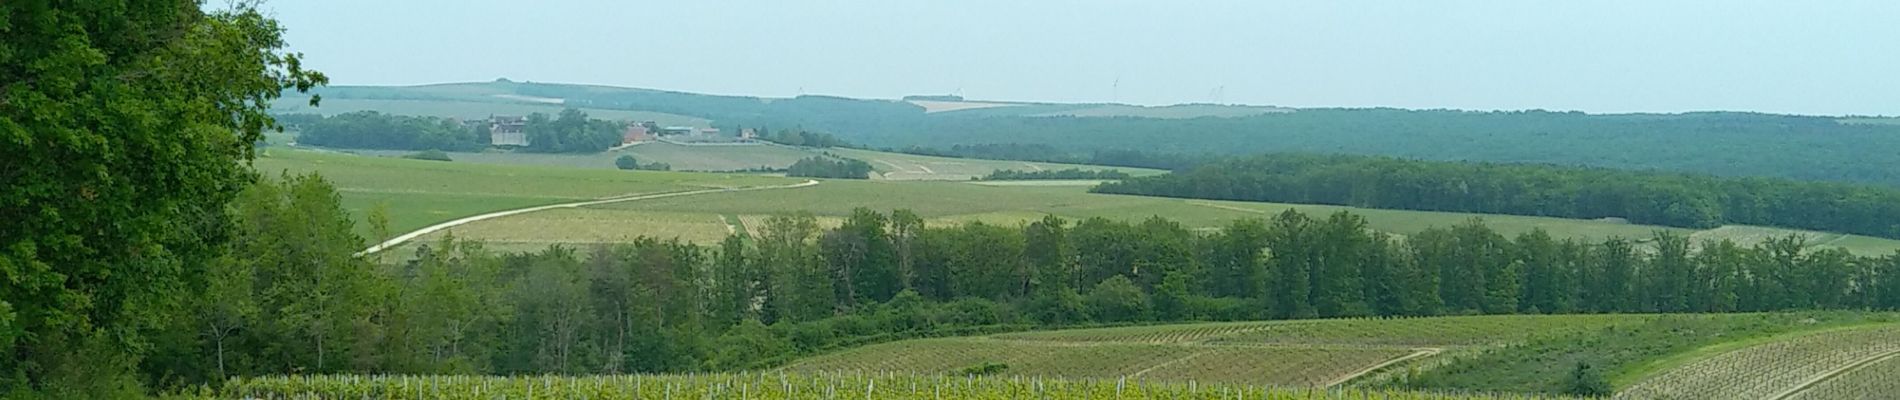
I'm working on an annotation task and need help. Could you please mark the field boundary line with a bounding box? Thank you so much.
[1324,347,1443,388]
[356,180,819,256]
[1770,348,1900,400]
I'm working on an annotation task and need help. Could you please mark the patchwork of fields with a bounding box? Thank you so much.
[829,148,1165,181]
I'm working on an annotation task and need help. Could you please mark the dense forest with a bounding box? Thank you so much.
[133,175,1900,384]
[981,168,1130,180]
[785,156,873,179]
[1096,153,1900,239]
[292,108,626,153]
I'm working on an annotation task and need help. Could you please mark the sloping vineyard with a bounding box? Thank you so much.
[1616,325,1900,399]
[220,373,1593,399]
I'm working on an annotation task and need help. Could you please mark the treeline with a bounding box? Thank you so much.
[1095,153,1900,239]
[755,129,851,148]
[298,111,484,151]
[893,143,1204,171]
[981,168,1130,180]
[785,156,872,179]
[135,175,1900,387]
[291,108,630,153]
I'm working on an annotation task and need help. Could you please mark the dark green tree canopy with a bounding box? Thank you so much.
[1,1,323,395]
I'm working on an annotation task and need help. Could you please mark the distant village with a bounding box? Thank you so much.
[475,115,758,148]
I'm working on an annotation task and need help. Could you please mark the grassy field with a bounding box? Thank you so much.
[273,96,710,127]
[828,148,1167,181]
[782,315,1647,388]
[344,142,816,172]
[224,373,1585,400]
[251,148,794,240]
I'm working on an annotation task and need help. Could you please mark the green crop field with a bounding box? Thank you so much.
[363,177,1900,255]
[220,373,1584,400]
[1617,324,1900,399]
[828,148,1167,181]
[783,315,1648,389]
[1786,351,1900,400]
[250,148,795,240]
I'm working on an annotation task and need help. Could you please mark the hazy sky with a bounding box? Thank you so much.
[257,1,1900,116]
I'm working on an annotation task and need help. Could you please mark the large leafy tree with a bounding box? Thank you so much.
[0,1,323,395]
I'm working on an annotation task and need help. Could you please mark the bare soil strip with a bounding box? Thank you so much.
[1324,347,1444,388]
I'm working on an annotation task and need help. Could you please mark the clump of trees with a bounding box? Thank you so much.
[786,156,873,179]
[758,129,851,148]
[299,111,485,151]
[982,168,1129,180]
[614,154,671,171]
[1097,153,1900,239]
[520,108,625,153]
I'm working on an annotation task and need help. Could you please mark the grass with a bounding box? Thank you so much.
[273,96,709,126]
[251,148,794,240]
[405,208,733,250]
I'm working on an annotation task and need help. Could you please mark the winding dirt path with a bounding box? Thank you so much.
[1324,347,1443,388]
[356,180,819,256]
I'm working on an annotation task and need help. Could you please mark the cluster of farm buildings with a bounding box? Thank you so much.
[479,115,756,147]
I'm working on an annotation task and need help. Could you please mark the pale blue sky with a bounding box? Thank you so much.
[258,1,1900,116]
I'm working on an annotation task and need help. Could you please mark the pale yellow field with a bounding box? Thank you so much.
[907,99,1022,113]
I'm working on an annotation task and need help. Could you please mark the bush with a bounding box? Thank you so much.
[1086,276,1150,322]
[615,154,638,170]
[956,362,1009,376]
[403,149,453,161]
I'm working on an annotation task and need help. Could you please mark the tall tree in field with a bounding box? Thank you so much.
[1647,231,1693,312]
[1310,212,1372,317]
[1691,239,1745,312]
[1874,253,1900,310]
[1022,215,1075,293]
[1265,210,1315,318]
[1205,218,1268,299]
[757,214,828,323]
[1584,238,1636,313]
[0,2,323,395]
[889,209,924,290]
[820,208,897,308]
[1514,229,1565,314]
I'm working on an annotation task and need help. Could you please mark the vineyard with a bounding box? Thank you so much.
[1786,352,1900,399]
[1615,324,1900,399]
[217,373,1591,399]
[781,315,1660,389]
[780,338,1409,386]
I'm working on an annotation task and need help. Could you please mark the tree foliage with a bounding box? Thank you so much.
[0,2,323,396]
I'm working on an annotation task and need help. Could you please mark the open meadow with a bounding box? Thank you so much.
[250,148,794,240]
[344,141,818,172]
